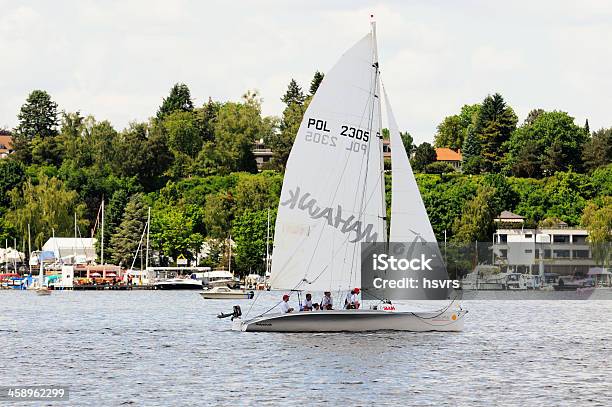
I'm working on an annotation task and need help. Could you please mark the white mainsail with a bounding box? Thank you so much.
[384,87,437,243]
[270,27,385,292]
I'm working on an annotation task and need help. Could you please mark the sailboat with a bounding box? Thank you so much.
[229,19,466,332]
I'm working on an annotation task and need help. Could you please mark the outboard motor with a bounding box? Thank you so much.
[217,305,242,320]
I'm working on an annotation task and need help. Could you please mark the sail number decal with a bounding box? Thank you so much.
[305,118,337,147]
[305,118,370,155]
[340,126,369,142]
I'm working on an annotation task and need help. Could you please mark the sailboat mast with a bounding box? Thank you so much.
[74,212,77,258]
[371,16,388,243]
[101,199,105,265]
[228,235,232,276]
[28,224,31,275]
[145,207,151,270]
[265,208,270,276]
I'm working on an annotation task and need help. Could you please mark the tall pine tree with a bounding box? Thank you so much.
[108,194,148,267]
[281,79,306,105]
[157,83,194,120]
[309,71,324,95]
[474,93,517,172]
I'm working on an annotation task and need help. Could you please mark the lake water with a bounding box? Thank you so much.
[1,290,611,406]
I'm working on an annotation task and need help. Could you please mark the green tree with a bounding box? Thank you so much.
[0,160,26,207]
[268,101,306,170]
[16,90,59,140]
[108,193,148,267]
[434,115,463,150]
[434,104,480,151]
[581,197,612,243]
[524,108,544,126]
[203,192,234,239]
[411,142,437,172]
[200,93,270,174]
[506,111,587,177]
[309,71,325,95]
[581,197,612,266]
[452,186,497,242]
[7,174,86,249]
[156,83,194,120]
[400,131,414,156]
[424,162,455,174]
[510,140,539,178]
[233,173,280,215]
[151,206,203,264]
[474,93,517,172]
[195,97,221,142]
[163,111,202,158]
[113,122,173,189]
[582,128,612,173]
[232,209,273,275]
[281,79,306,105]
[461,127,482,174]
[13,90,60,164]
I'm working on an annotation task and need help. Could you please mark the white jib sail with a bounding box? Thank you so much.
[270,30,385,292]
[384,86,437,243]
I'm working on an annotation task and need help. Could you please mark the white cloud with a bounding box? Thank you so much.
[0,0,610,143]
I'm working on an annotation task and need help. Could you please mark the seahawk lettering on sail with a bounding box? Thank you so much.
[281,186,378,243]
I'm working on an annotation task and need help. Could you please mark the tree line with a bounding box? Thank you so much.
[0,77,610,275]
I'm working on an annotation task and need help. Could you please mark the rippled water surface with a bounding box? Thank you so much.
[1,290,611,406]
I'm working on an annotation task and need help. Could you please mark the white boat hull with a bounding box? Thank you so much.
[233,308,467,332]
[200,291,253,300]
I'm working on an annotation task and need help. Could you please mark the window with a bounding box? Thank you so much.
[573,235,588,244]
[525,234,532,239]
[573,250,590,259]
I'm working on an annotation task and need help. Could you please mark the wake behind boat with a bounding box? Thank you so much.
[226,18,467,333]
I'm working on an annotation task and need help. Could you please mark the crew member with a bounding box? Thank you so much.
[280,294,294,314]
[302,293,313,311]
[351,287,361,309]
[321,291,333,310]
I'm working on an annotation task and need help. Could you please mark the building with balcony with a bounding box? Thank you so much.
[253,139,273,170]
[493,227,596,276]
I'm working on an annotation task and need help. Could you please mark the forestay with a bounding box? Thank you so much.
[270,30,386,292]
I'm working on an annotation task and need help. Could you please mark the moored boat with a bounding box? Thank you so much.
[200,286,254,299]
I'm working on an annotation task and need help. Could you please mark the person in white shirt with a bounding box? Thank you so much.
[351,287,361,309]
[345,288,361,309]
[280,294,294,313]
[321,291,333,310]
[302,293,313,311]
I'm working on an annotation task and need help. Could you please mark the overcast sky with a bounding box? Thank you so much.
[1,0,611,144]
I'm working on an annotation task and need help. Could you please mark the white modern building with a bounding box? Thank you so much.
[493,228,595,276]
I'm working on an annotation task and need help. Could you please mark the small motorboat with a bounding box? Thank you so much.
[35,287,52,295]
[200,286,254,299]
